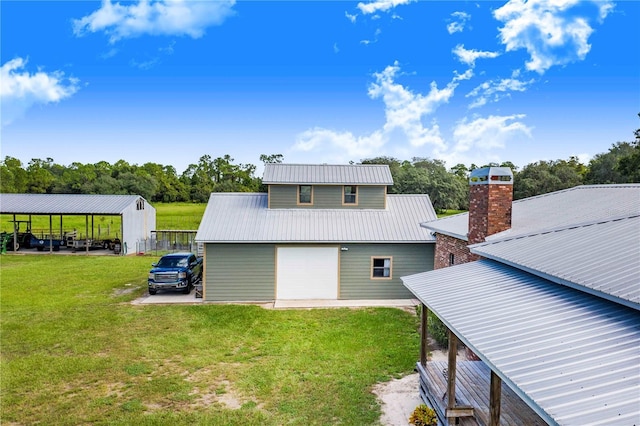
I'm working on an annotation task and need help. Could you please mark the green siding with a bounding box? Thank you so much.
[204,244,275,301]
[339,243,434,299]
[268,185,386,209]
[357,186,386,209]
[269,186,297,209]
[204,242,434,301]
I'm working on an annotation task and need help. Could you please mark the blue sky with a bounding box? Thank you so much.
[1,0,638,175]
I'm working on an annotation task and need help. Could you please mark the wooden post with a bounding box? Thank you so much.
[447,329,458,410]
[490,371,502,426]
[420,304,428,367]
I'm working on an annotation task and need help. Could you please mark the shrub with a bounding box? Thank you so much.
[427,310,448,348]
[409,404,437,426]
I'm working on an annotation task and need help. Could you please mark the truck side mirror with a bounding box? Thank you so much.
[151,262,157,267]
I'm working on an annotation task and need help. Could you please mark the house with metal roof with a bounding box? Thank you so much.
[400,168,640,426]
[0,193,155,255]
[195,163,437,301]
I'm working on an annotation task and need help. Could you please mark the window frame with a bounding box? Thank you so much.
[371,256,393,280]
[297,185,313,205]
[342,185,358,205]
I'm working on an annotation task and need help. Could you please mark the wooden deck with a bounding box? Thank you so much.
[417,361,547,426]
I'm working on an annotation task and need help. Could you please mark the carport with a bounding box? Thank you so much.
[0,194,155,255]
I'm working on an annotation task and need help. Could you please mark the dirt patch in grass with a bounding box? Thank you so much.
[112,284,141,297]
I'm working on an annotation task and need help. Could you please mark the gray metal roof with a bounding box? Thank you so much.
[262,163,394,185]
[424,184,640,241]
[195,193,436,243]
[470,215,640,310]
[0,193,144,215]
[401,260,640,426]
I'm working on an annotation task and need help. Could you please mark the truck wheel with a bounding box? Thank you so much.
[182,285,191,294]
[149,288,157,295]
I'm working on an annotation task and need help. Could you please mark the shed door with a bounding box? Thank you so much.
[276,247,339,299]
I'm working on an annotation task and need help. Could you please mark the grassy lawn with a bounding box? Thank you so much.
[0,255,419,425]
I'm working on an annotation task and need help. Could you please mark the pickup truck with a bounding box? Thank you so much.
[147,252,203,295]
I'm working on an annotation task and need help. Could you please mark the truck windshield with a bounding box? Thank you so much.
[156,257,188,268]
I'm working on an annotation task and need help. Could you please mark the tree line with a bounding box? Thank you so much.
[2,126,638,210]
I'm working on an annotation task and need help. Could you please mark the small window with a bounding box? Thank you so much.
[371,257,392,279]
[449,253,455,266]
[298,185,313,204]
[343,185,357,204]
[136,198,145,210]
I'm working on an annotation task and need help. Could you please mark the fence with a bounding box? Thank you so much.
[136,230,203,256]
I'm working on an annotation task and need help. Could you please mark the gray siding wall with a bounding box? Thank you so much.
[204,244,275,301]
[269,185,386,209]
[339,243,434,299]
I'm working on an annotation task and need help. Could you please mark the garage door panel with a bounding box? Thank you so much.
[277,247,338,299]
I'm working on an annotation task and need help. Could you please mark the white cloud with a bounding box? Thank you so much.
[368,62,454,149]
[293,128,386,160]
[0,57,80,126]
[345,11,357,23]
[447,11,470,34]
[493,0,614,73]
[452,44,500,67]
[357,0,415,15]
[293,62,458,159]
[73,0,236,43]
[443,114,533,160]
[467,77,535,108]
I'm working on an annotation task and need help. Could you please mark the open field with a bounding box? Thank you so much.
[0,255,420,425]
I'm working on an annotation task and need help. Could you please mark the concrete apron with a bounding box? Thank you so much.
[273,299,419,309]
[134,293,418,309]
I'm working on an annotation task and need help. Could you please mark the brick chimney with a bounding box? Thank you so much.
[468,167,514,245]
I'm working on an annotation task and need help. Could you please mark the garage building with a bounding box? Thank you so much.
[196,163,437,301]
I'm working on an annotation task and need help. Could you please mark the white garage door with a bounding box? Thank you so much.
[276,247,339,300]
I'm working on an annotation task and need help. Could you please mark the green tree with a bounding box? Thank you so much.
[0,156,28,193]
[26,158,56,193]
[259,153,284,164]
[514,158,585,199]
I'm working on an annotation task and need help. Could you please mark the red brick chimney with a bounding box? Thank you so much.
[468,167,514,245]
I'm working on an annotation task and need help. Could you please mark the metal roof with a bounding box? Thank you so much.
[402,260,640,426]
[424,184,640,241]
[262,163,394,185]
[195,193,436,243]
[471,215,640,310]
[0,193,144,215]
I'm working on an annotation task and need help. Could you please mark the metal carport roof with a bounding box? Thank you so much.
[401,260,640,426]
[0,194,144,215]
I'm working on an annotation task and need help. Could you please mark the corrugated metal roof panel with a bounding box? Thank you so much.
[262,163,394,185]
[423,184,640,241]
[0,193,143,215]
[195,193,435,242]
[471,215,640,308]
[401,260,640,426]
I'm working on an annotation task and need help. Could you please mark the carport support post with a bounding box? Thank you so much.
[420,303,428,368]
[12,214,17,251]
[490,371,502,426]
[49,215,53,253]
[85,215,89,255]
